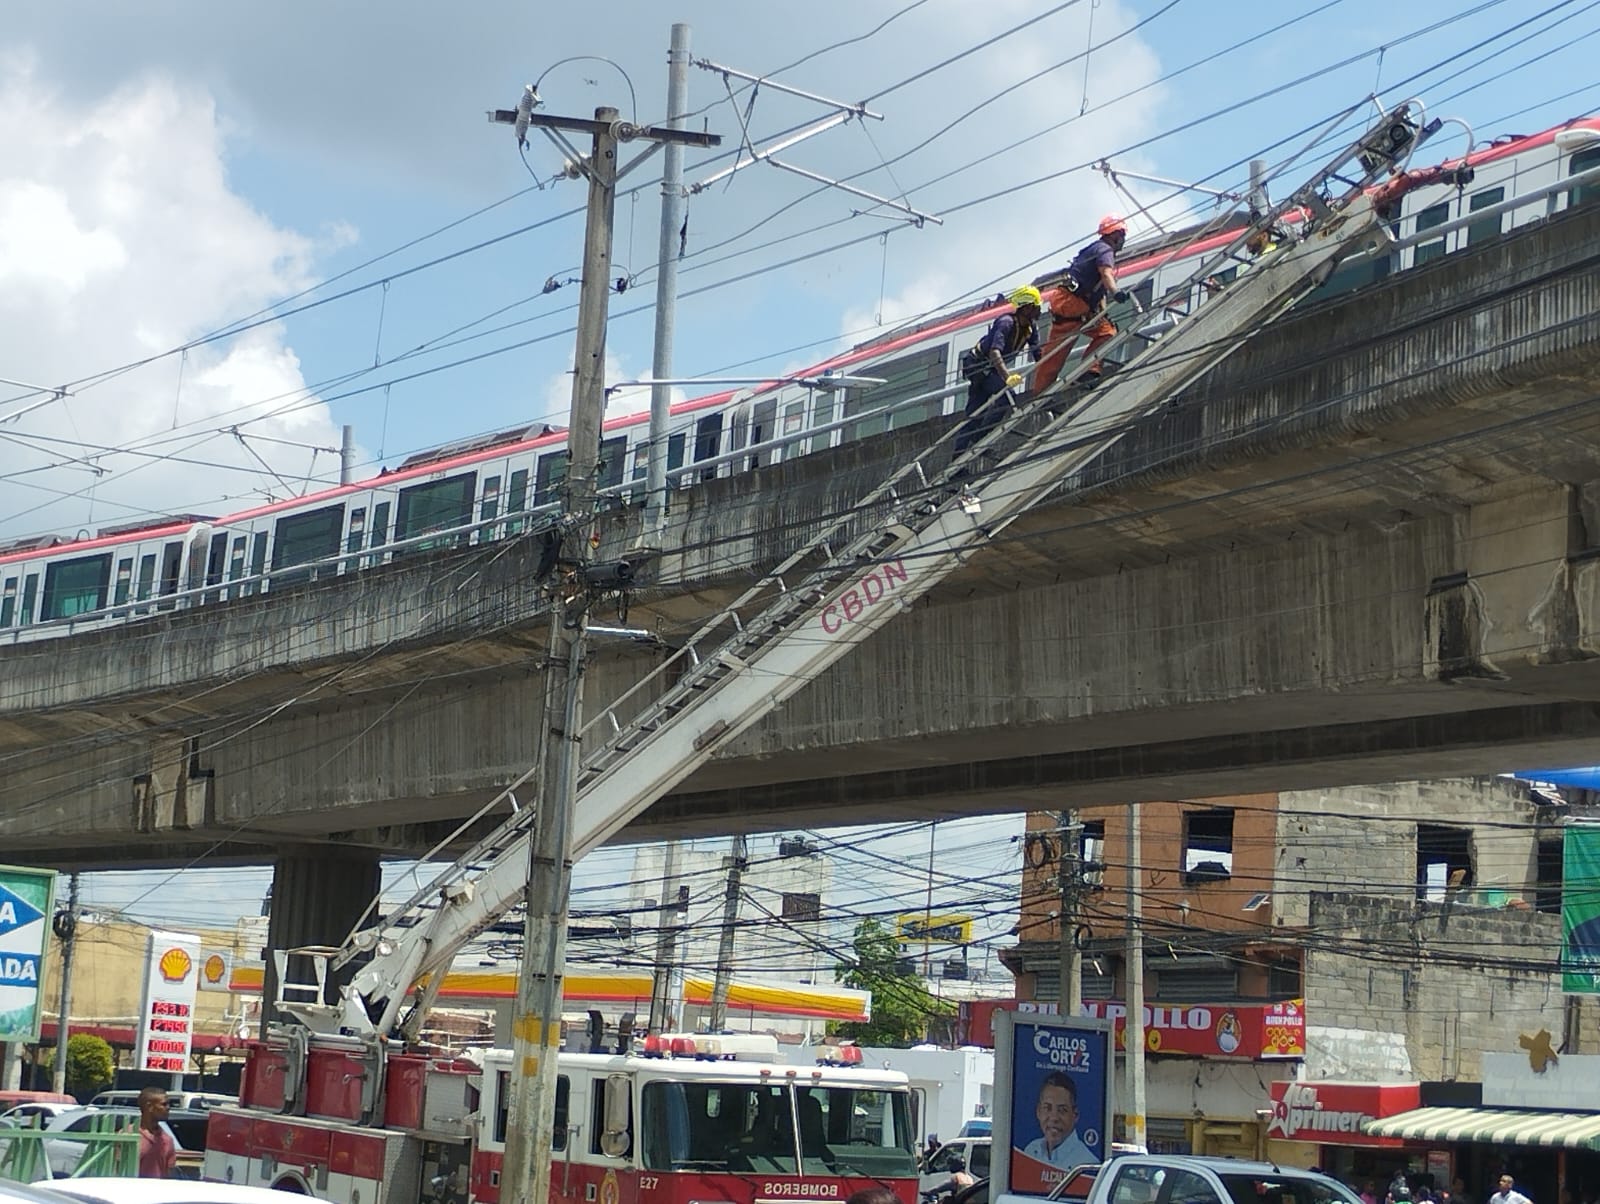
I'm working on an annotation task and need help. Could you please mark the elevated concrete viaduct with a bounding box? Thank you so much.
[3,203,1600,956]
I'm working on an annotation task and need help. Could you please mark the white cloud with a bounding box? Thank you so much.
[0,53,347,536]
[542,350,687,423]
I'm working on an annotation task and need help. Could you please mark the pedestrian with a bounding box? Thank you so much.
[135,1086,176,1179]
[1490,1175,1533,1204]
[1361,1182,1380,1204]
[953,285,1043,456]
[1454,1179,1475,1204]
[1036,215,1132,393]
[1388,1171,1414,1204]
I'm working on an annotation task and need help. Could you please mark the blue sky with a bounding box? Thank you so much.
[6,0,1600,934]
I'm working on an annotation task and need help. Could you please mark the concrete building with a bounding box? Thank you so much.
[1000,778,1594,1166]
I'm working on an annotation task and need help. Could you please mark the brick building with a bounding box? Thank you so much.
[1000,777,1593,1169]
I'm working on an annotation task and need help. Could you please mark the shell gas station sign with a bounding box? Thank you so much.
[135,930,201,1074]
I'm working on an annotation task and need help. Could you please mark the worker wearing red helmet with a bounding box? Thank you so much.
[1036,214,1132,392]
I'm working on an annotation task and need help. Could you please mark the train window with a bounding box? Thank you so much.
[114,558,134,606]
[748,398,777,467]
[271,505,345,579]
[1466,186,1505,245]
[693,414,723,465]
[158,542,183,597]
[598,437,627,491]
[396,473,476,547]
[506,469,530,534]
[535,452,568,506]
[347,507,367,555]
[630,444,650,483]
[842,346,950,442]
[1,577,15,626]
[1413,200,1450,264]
[668,432,686,480]
[136,554,157,602]
[370,502,391,548]
[480,476,501,524]
[42,554,112,621]
[20,574,38,625]
[1569,146,1600,207]
[1307,251,1392,302]
[205,532,228,588]
[246,532,268,595]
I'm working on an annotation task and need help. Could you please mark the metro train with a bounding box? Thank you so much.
[3,115,1598,644]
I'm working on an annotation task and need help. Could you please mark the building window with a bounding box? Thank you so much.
[1413,200,1450,264]
[1536,834,1564,915]
[1416,823,1473,900]
[1466,186,1505,245]
[1268,958,1302,998]
[1182,808,1234,883]
[1081,820,1106,887]
[1154,955,1239,1001]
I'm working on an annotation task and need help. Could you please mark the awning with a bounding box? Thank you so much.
[1365,1106,1600,1150]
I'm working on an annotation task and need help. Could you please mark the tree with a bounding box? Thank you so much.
[834,917,954,1046]
[63,1034,114,1100]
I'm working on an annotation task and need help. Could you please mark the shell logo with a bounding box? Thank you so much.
[202,954,227,986]
[158,946,193,983]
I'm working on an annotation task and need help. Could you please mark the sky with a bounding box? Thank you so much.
[7,0,1600,938]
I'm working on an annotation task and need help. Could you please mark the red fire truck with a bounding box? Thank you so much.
[201,97,1435,1204]
[205,1035,917,1204]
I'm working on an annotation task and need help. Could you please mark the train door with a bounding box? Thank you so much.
[157,542,184,607]
[691,414,722,482]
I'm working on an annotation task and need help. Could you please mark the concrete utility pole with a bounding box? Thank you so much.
[648,841,682,1033]
[1125,806,1147,1150]
[645,23,692,533]
[489,91,718,1204]
[51,873,80,1095]
[708,834,748,1031]
[1057,811,1083,1016]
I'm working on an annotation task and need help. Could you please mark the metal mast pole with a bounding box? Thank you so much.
[1057,812,1083,1016]
[645,23,691,534]
[339,425,356,486]
[1125,805,1147,1150]
[51,873,80,1095]
[500,105,619,1204]
[648,840,682,1033]
[707,834,747,1031]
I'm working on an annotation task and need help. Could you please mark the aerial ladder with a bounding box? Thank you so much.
[275,101,1440,1048]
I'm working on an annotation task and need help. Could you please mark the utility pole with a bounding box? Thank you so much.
[51,873,80,1095]
[489,92,718,1204]
[339,425,356,486]
[708,834,748,1031]
[645,23,692,534]
[1125,805,1147,1151]
[1057,811,1083,1016]
[922,821,937,977]
[648,841,682,1033]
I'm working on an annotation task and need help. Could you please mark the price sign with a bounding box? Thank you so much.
[135,931,200,1075]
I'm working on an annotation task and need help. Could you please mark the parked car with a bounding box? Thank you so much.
[0,1094,76,1113]
[0,1180,77,1204]
[997,1155,1359,1204]
[0,1104,83,1127]
[922,1138,992,1194]
[38,1107,211,1177]
[957,1118,992,1138]
[49,1180,320,1204]
[85,1093,234,1113]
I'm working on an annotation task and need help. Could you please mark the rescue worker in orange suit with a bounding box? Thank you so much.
[954,285,1043,455]
[1036,215,1132,392]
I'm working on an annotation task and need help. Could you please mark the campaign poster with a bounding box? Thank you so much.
[1564,824,1600,993]
[994,1012,1113,1198]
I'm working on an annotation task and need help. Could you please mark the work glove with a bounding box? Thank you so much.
[1112,289,1131,303]
[1005,373,1023,389]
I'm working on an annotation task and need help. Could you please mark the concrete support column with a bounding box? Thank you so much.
[261,845,381,1032]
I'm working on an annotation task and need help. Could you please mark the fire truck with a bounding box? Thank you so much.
[202,100,1442,1204]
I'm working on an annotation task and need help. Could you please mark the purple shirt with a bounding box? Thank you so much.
[1068,238,1118,305]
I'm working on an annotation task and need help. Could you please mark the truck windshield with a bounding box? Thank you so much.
[639,1079,916,1177]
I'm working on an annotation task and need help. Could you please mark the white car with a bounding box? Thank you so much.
[0,1104,85,1127]
[48,1182,320,1204]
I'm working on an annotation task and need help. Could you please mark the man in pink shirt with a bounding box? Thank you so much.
[136,1086,177,1178]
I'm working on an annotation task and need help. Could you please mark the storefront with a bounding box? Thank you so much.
[1361,1054,1600,1204]
[1266,1080,1423,1182]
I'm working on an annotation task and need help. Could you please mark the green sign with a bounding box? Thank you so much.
[0,864,57,1042]
[1563,826,1600,993]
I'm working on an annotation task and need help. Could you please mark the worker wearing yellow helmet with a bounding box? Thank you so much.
[1037,214,1132,392]
[954,285,1044,455]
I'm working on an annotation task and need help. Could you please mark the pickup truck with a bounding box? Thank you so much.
[987,1154,1359,1204]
